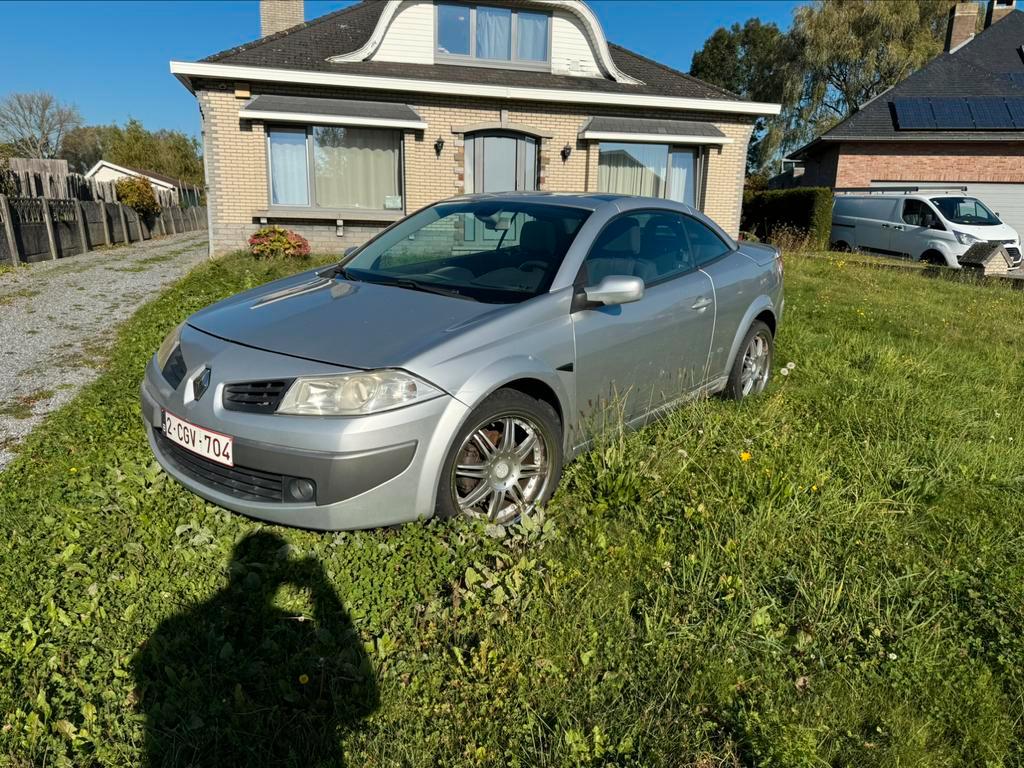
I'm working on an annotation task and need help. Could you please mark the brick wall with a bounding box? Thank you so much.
[196,80,755,255]
[260,0,303,37]
[834,142,1024,187]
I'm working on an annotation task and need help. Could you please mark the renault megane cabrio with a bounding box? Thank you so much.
[142,193,783,530]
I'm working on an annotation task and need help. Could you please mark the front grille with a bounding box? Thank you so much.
[222,379,294,413]
[155,429,286,502]
[162,347,187,390]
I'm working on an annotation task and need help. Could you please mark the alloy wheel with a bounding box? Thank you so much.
[739,331,771,397]
[452,414,551,524]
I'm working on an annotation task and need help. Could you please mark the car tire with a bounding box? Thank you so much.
[723,320,774,400]
[435,388,563,524]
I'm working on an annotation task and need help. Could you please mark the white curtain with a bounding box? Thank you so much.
[517,12,548,61]
[598,143,668,198]
[269,129,309,206]
[667,150,696,206]
[476,7,511,59]
[313,127,399,209]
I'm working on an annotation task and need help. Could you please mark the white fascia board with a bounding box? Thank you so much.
[238,109,427,130]
[579,130,733,145]
[170,61,783,117]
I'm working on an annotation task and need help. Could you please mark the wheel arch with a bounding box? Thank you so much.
[724,298,778,377]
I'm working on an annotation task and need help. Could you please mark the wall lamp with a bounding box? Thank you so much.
[434,137,445,156]
[560,143,572,162]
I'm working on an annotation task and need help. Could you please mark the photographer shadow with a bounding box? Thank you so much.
[132,531,377,767]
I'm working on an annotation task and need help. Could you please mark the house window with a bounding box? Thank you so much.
[436,3,550,68]
[464,132,538,193]
[267,126,402,211]
[597,143,701,208]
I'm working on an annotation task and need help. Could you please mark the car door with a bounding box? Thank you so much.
[890,199,938,259]
[571,211,715,434]
[853,198,897,254]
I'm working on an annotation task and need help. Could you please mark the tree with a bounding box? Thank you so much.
[690,0,953,173]
[787,0,951,148]
[60,125,115,174]
[104,119,203,184]
[0,92,82,159]
[691,19,800,172]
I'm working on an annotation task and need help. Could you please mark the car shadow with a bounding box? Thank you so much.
[132,531,378,767]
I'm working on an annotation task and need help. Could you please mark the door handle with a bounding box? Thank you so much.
[691,297,712,311]
[881,223,890,229]
[892,225,904,231]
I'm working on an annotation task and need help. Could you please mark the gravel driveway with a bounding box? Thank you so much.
[0,233,208,469]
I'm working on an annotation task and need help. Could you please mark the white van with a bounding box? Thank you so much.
[830,192,1022,269]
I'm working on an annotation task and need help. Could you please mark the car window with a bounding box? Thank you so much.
[902,199,928,226]
[930,196,1001,226]
[581,211,698,287]
[680,216,730,266]
[344,201,590,304]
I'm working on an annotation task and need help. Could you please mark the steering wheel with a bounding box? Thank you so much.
[520,260,548,272]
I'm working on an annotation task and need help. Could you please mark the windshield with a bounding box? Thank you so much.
[930,197,1001,226]
[337,201,591,304]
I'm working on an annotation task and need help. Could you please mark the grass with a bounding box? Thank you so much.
[0,389,54,420]
[1,250,1023,767]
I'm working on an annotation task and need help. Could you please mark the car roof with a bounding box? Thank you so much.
[444,191,697,214]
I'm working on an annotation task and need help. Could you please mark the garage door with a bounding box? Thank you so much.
[870,181,1024,240]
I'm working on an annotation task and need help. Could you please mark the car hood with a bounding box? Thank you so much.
[952,222,1020,243]
[187,270,509,370]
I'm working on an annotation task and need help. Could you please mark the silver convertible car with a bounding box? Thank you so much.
[141,193,783,530]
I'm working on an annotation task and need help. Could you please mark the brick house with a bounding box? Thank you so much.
[170,0,779,255]
[787,0,1024,236]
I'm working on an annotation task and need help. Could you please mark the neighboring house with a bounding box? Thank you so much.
[169,0,780,255]
[85,160,203,206]
[787,0,1024,237]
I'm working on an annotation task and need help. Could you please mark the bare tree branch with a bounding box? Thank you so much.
[0,92,83,159]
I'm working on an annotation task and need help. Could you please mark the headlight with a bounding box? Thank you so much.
[953,230,982,246]
[156,323,184,369]
[277,370,442,415]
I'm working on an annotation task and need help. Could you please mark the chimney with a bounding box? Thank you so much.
[985,0,1016,27]
[260,0,304,38]
[945,2,978,51]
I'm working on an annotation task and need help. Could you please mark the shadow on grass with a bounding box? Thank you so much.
[132,532,377,767]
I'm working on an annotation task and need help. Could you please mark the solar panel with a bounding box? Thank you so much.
[1008,73,1024,89]
[967,97,1013,129]
[930,97,974,129]
[1005,97,1024,129]
[893,98,936,129]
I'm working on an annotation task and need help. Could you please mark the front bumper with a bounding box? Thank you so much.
[140,325,470,530]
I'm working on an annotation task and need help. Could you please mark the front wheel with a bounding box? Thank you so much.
[436,389,563,524]
[723,320,774,400]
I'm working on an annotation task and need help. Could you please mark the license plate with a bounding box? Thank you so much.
[163,410,234,467]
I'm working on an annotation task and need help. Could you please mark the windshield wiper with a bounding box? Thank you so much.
[364,275,477,301]
[326,264,360,281]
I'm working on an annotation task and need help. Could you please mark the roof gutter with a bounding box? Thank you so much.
[169,60,782,117]
[579,129,732,144]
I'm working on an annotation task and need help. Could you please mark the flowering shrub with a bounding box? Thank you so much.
[247,225,311,259]
[115,177,161,218]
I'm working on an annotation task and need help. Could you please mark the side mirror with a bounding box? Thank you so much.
[344,246,359,258]
[928,219,944,231]
[583,275,645,307]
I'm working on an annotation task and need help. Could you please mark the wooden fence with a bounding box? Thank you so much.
[0,194,207,266]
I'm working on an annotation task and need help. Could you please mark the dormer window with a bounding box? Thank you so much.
[436,3,551,69]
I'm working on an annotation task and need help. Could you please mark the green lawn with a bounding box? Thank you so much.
[1,251,1023,767]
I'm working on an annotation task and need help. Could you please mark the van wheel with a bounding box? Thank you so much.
[832,240,851,252]
[921,250,946,266]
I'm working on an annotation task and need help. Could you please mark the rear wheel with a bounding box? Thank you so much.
[723,320,774,400]
[436,389,563,524]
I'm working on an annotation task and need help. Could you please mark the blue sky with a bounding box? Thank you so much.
[0,0,803,138]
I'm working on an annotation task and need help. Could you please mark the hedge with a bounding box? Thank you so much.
[741,187,833,248]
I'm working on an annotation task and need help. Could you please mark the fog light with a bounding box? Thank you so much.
[287,478,315,502]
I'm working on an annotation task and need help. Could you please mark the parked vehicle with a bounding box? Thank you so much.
[142,193,784,530]
[830,192,1022,269]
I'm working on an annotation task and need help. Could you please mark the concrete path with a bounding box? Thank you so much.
[0,233,208,469]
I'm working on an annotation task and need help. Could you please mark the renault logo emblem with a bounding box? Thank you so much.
[193,368,212,401]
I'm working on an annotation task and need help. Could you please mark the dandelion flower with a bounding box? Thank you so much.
[786,362,796,370]
[298,674,310,685]
[740,451,752,462]
[811,484,818,492]
[780,368,790,377]
[69,467,78,473]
